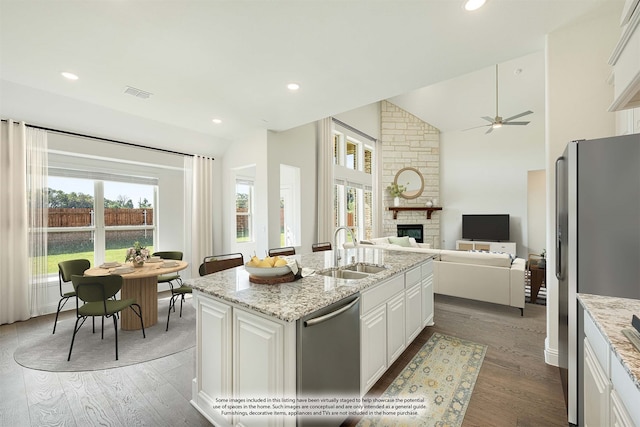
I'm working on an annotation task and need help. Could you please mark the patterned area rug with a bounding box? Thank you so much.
[357,333,487,427]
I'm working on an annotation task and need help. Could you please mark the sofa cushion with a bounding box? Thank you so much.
[439,249,513,268]
[388,236,412,247]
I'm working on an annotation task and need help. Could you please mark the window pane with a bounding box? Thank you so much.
[106,229,154,264]
[346,140,358,170]
[47,231,94,274]
[236,181,252,242]
[364,147,372,174]
[333,134,340,165]
[364,189,373,240]
[346,186,358,241]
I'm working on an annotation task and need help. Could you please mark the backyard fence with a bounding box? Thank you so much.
[48,208,154,227]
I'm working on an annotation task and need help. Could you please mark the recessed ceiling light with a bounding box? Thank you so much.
[212,118,222,124]
[287,83,300,91]
[61,71,79,80]
[464,0,486,11]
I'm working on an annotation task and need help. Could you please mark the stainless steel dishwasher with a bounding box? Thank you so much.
[297,293,360,427]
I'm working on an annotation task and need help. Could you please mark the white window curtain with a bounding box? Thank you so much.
[0,120,48,324]
[316,118,334,243]
[188,155,215,271]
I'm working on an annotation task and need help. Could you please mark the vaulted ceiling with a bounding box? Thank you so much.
[0,0,617,156]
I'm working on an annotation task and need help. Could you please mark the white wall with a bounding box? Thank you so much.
[527,169,546,256]
[222,129,269,262]
[439,51,546,258]
[267,123,317,253]
[545,3,621,366]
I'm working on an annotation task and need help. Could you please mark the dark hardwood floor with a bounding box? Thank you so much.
[343,295,567,427]
[1,294,565,426]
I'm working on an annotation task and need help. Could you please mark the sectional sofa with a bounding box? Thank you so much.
[348,236,526,315]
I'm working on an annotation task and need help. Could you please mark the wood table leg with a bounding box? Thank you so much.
[120,276,158,330]
[530,269,544,304]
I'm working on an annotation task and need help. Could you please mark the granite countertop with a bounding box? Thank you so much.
[578,293,640,391]
[185,248,434,322]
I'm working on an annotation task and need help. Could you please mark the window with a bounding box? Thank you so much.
[47,174,156,274]
[236,179,254,242]
[332,123,376,244]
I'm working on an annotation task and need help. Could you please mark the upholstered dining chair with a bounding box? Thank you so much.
[199,253,244,276]
[152,251,183,288]
[54,259,90,334]
[68,274,145,361]
[268,246,296,257]
[312,242,332,252]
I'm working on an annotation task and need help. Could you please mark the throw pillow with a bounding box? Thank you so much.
[388,236,412,247]
[359,240,374,245]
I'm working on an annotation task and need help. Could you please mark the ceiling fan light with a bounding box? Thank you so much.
[492,122,502,129]
[464,0,486,11]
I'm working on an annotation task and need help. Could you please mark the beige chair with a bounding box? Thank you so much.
[199,253,244,276]
[268,247,296,257]
[312,242,332,252]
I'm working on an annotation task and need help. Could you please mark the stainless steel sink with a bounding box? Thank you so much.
[316,269,370,280]
[344,264,388,274]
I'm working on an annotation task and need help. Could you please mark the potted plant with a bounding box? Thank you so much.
[126,241,150,267]
[387,182,407,207]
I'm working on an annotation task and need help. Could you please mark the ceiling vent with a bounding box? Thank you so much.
[123,86,152,99]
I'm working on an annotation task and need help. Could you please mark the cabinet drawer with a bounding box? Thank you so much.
[421,259,433,277]
[405,266,421,287]
[361,274,404,314]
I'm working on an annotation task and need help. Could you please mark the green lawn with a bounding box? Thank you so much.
[45,247,154,275]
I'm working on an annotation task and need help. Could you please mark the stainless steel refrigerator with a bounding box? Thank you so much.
[556,133,640,426]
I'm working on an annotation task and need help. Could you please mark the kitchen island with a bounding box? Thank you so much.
[578,294,640,426]
[185,248,435,427]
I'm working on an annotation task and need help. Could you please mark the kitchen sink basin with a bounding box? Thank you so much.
[344,264,387,274]
[316,269,370,280]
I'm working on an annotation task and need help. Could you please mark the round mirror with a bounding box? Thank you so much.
[395,167,424,199]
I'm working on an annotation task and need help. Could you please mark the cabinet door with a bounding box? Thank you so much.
[584,337,611,427]
[405,283,422,344]
[361,305,387,394]
[233,309,285,427]
[387,292,406,365]
[422,275,434,327]
[611,389,634,427]
[194,294,232,424]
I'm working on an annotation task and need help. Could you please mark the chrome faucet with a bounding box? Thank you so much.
[333,226,359,268]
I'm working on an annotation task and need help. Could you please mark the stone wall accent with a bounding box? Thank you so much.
[380,100,441,248]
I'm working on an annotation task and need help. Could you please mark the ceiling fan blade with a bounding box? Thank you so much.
[503,110,533,122]
[485,126,494,134]
[502,121,530,126]
[463,124,491,131]
[481,116,494,123]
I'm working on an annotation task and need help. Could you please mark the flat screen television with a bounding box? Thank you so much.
[462,214,510,241]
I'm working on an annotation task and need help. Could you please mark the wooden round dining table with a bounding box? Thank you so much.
[84,260,188,330]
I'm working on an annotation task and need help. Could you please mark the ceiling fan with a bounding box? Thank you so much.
[467,64,533,134]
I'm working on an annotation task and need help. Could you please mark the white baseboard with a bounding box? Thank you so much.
[545,336,559,367]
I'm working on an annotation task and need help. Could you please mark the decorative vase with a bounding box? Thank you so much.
[425,200,433,208]
[133,259,145,268]
[393,196,400,207]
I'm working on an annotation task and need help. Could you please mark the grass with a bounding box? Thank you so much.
[45,247,154,275]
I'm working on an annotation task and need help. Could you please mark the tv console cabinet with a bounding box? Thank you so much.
[456,240,516,255]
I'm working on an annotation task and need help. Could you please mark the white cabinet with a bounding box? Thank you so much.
[583,337,610,427]
[193,294,233,426]
[192,291,296,427]
[360,259,435,395]
[405,282,422,344]
[582,309,640,427]
[421,260,434,327]
[361,305,388,392]
[387,293,406,364]
[609,0,640,112]
[456,240,516,255]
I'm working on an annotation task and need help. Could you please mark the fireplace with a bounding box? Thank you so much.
[397,224,424,243]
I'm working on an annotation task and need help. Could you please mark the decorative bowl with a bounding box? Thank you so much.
[245,264,291,277]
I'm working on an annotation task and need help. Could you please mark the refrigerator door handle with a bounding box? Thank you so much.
[555,156,564,280]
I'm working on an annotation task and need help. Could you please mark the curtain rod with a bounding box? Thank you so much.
[2,119,212,159]
[331,117,377,142]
